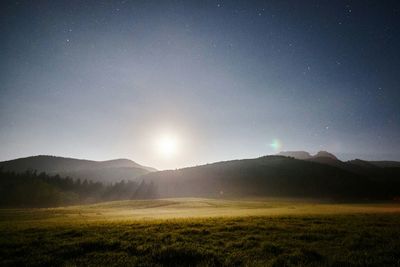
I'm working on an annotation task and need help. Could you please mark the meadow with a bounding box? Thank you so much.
[1,198,400,266]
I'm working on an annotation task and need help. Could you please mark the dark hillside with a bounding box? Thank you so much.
[143,156,399,200]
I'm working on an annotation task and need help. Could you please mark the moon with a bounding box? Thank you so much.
[155,134,178,158]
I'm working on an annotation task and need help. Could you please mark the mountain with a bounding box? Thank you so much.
[306,151,343,168]
[0,156,156,183]
[368,161,400,168]
[142,155,400,200]
[277,151,312,159]
[277,150,337,160]
[2,153,400,201]
[312,151,338,160]
[278,150,344,169]
[277,150,389,173]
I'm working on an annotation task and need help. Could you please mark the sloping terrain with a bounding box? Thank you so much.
[142,156,400,200]
[0,155,156,183]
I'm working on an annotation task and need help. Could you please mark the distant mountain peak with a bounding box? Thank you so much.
[99,158,157,172]
[313,151,338,160]
[277,150,338,161]
[277,151,312,159]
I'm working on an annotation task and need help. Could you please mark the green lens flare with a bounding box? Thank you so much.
[270,139,282,151]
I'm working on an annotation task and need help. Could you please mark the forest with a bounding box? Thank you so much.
[0,169,155,207]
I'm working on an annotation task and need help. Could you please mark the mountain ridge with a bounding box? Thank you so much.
[0,155,157,183]
[1,153,400,200]
[141,155,400,200]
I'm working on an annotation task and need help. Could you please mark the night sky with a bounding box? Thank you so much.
[1,1,400,169]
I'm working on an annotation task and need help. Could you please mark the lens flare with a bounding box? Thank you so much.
[270,139,282,152]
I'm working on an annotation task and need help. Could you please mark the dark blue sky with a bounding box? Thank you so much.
[1,0,400,169]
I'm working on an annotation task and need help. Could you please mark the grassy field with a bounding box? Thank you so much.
[1,198,400,266]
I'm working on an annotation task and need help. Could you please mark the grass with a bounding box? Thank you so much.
[1,198,400,266]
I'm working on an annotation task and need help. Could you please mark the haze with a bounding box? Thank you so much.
[1,1,400,170]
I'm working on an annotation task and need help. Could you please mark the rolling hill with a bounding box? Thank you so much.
[1,152,399,201]
[0,155,156,183]
[142,154,400,200]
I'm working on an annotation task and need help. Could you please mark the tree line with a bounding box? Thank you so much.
[0,169,156,208]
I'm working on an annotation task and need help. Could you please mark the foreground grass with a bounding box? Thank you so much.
[1,198,400,266]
